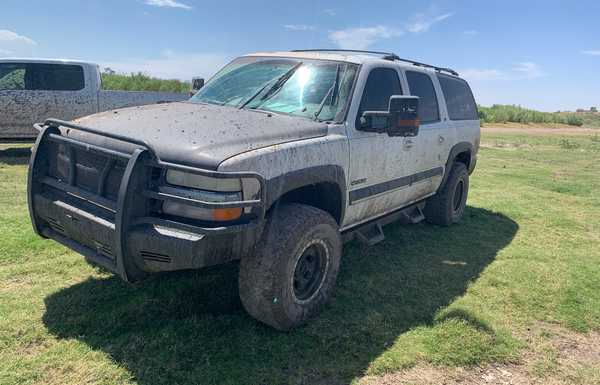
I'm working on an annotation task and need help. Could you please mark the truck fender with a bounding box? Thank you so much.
[439,142,474,190]
[265,165,347,223]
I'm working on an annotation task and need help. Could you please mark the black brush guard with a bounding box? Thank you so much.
[28,119,266,281]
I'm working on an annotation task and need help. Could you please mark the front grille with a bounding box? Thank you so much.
[47,142,126,204]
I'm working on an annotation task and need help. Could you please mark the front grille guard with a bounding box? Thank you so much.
[28,118,266,280]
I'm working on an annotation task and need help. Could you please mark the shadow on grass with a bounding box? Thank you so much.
[0,146,31,165]
[43,206,517,385]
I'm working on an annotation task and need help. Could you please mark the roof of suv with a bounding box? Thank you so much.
[0,57,97,66]
[245,49,460,77]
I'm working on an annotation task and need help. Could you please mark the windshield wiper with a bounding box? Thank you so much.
[314,64,341,121]
[239,61,303,110]
[238,78,276,110]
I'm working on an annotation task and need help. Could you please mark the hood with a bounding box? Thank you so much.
[68,102,328,170]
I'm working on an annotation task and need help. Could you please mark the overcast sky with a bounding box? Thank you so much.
[1,0,599,111]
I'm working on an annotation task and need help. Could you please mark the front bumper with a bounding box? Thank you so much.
[28,119,266,281]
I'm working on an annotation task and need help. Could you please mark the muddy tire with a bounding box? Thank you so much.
[239,203,342,331]
[424,162,469,226]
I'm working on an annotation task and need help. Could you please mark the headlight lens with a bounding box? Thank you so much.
[166,169,241,192]
[162,170,243,222]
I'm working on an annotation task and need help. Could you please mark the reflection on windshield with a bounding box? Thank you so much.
[190,57,358,122]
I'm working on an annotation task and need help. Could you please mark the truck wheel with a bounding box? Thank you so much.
[239,203,342,331]
[424,162,469,226]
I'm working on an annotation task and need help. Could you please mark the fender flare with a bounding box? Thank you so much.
[439,141,474,190]
[265,165,347,223]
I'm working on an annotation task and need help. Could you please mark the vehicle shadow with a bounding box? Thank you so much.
[0,146,31,165]
[42,206,518,385]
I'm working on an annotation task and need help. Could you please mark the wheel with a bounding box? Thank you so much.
[239,203,342,331]
[424,162,469,226]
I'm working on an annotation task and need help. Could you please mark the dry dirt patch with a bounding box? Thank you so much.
[360,325,600,385]
[482,125,598,136]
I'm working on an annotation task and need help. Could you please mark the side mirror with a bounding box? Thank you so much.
[190,77,205,96]
[360,95,420,137]
[388,95,420,137]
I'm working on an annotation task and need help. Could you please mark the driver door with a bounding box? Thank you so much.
[342,66,424,228]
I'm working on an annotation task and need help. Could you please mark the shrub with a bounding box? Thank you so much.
[478,104,584,126]
[101,72,190,93]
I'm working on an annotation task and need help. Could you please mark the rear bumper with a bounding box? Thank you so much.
[28,119,266,281]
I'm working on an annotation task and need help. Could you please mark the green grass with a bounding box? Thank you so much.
[1,132,600,384]
[479,104,584,126]
[101,72,190,93]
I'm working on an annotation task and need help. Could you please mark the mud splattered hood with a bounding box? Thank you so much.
[68,102,328,170]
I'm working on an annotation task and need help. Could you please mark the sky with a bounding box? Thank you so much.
[1,0,599,112]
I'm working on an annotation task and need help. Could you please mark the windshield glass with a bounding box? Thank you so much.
[190,57,358,122]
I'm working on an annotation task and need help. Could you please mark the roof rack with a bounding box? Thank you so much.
[291,49,459,76]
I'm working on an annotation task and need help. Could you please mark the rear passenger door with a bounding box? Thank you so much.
[404,70,453,193]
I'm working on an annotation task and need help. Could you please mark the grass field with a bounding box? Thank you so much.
[1,131,599,385]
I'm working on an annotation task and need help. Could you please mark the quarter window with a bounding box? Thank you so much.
[406,71,440,123]
[437,74,478,120]
[0,63,85,91]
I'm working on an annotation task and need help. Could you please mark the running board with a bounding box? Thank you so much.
[342,202,426,246]
[355,222,385,246]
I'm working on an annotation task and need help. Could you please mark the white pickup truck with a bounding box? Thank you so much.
[0,58,189,141]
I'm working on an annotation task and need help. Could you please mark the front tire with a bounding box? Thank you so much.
[424,162,469,226]
[239,203,342,331]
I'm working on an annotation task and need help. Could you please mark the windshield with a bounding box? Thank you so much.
[190,57,358,122]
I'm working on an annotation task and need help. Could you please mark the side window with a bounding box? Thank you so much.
[437,74,478,120]
[25,64,85,91]
[357,67,402,121]
[406,71,439,124]
[0,63,26,90]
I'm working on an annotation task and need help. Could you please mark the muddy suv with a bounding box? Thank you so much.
[28,50,480,330]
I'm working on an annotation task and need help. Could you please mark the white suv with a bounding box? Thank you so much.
[28,49,480,330]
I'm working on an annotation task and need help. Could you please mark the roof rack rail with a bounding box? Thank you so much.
[291,49,459,76]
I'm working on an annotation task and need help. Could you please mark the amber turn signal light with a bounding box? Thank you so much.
[212,207,243,221]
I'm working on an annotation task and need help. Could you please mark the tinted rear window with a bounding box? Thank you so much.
[0,63,85,91]
[438,74,478,120]
[406,71,439,123]
[0,63,26,90]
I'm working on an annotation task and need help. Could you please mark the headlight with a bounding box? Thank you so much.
[162,170,243,222]
[166,169,241,192]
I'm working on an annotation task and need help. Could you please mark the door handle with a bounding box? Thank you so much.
[438,135,445,144]
[13,95,29,103]
[403,139,414,150]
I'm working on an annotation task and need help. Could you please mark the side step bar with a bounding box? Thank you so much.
[342,202,426,246]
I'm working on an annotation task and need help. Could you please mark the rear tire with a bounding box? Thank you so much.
[239,203,342,331]
[424,162,469,226]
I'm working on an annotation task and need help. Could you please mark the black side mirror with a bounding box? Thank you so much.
[360,95,420,137]
[190,77,205,96]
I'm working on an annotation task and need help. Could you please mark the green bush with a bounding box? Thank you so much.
[478,104,583,126]
[101,72,189,93]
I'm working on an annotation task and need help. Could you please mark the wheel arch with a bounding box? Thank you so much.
[265,165,346,225]
[439,142,474,190]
